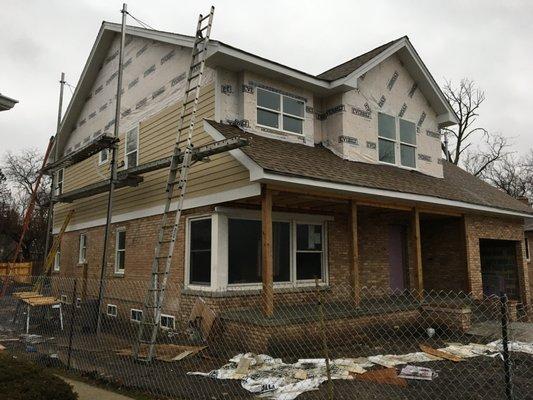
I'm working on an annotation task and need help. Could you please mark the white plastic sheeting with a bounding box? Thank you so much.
[189,341,532,400]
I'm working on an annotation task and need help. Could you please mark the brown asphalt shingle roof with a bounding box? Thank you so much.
[316,37,405,81]
[207,121,532,215]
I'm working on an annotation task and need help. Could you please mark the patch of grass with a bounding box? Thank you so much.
[0,353,78,400]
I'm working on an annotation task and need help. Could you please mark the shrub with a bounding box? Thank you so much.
[0,353,77,400]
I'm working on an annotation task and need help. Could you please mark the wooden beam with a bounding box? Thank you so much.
[349,200,361,305]
[261,184,274,317]
[411,207,424,299]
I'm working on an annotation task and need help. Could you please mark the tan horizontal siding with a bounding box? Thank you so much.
[54,83,251,230]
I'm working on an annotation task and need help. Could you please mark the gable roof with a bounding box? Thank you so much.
[206,121,532,218]
[55,23,458,160]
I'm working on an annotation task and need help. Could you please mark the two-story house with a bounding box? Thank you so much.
[48,22,531,328]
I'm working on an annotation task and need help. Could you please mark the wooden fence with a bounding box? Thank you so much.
[0,262,33,282]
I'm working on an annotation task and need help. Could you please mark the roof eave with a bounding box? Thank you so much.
[0,94,18,111]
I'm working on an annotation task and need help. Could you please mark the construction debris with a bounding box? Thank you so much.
[398,365,437,381]
[187,297,216,341]
[116,344,206,362]
[356,367,407,386]
[420,344,462,362]
[487,340,533,356]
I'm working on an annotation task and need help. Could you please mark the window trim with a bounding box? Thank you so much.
[130,308,143,323]
[294,222,326,283]
[185,215,214,289]
[377,112,418,169]
[124,125,139,169]
[114,228,126,275]
[256,87,305,136]
[160,313,175,330]
[78,233,87,264]
[106,304,118,317]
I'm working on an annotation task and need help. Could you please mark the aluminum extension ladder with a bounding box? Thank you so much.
[134,6,215,362]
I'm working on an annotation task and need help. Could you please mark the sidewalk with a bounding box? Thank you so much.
[60,377,137,400]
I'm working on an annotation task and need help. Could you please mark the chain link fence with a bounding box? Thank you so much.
[0,275,531,399]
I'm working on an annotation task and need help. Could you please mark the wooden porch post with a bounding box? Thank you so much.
[411,207,424,299]
[349,200,361,305]
[261,184,274,317]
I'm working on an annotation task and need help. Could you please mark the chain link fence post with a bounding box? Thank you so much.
[500,292,514,400]
[67,278,78,370]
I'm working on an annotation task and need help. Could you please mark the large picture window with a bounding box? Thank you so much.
[228,219,290,284]
[257,88,304,135]
[378,112,417,168]
[189,218,212,285]
[125,126,139,168]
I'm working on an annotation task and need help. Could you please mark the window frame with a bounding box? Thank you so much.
[124,125,139,169]
[130,308,143,323]
[53,247,61,272]
[294,222,326,283]
[106,304,118,317]
[525,237,530,261]
[99,148,109,165]
[78,233,87,264]
[160,314,175,330]
[256,87,305,136]
[114,228,126,275]
[54,168,64,196]
[185,216,213,288]
[377,112,418,169]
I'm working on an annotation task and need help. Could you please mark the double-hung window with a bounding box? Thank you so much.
[54,168,64,196]
[125,127,139,168]
[378,113,417,168]
[189,218,212,285]
[296,224,324,280]
[115,229,126,274]
[526,237,530,261]
[257,88,305,135]
[78,233,87,264]
[99,148,109,165]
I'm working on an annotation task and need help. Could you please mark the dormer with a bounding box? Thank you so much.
[213,36,457,178]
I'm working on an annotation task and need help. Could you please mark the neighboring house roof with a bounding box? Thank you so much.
[55,23,458,160]
[0,93,18,111]
[206,121,533,217]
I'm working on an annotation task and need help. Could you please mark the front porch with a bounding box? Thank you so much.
[210,184,530,318]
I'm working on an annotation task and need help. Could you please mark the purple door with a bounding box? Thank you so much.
[388,225,406,291]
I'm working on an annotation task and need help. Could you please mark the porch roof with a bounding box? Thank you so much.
[206,121,532,216]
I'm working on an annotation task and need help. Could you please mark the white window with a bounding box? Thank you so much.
[378,112,417,168]
[124,126,139,168]
[130,309,143,322]
[115,229,126,274]
[60,295,68,303]
[160,314,175,330]
[525,237,530,261]
[54,168,64,196]
[99,148,109,165]
[53,247,61,272]
[78,233,87,264]
[188,218,212,286]
[106,304,118,317]
[295,224,324,281]
[256,88,305,135]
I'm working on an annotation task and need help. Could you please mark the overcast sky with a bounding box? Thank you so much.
[1,0,532,156]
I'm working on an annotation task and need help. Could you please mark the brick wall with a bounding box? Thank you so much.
[526,230,533,301]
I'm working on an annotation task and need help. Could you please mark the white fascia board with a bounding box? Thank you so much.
[255,172,532,219]
[203,120,264,180]
[335,38,458,126]
[103,22,195,48]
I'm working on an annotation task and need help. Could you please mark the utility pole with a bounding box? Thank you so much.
[43,72,66,271]
[96,3,128,334]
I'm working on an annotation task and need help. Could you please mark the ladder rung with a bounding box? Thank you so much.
[161,224,177,230]
[199,14,210,22]
[183,98,197,107]
[155,256,170,259]
[192,48,205,58]
[185,86,198,95]
[159,239,174,244]
[188,72,202,81]
[198,24,209,32]
[190,61,203,70]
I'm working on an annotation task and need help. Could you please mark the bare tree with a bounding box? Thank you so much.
[1,150,50,261]
[442,79,511,176]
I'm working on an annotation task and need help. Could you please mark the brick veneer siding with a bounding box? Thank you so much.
[526,231,533,301]
[464,215,530,307]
